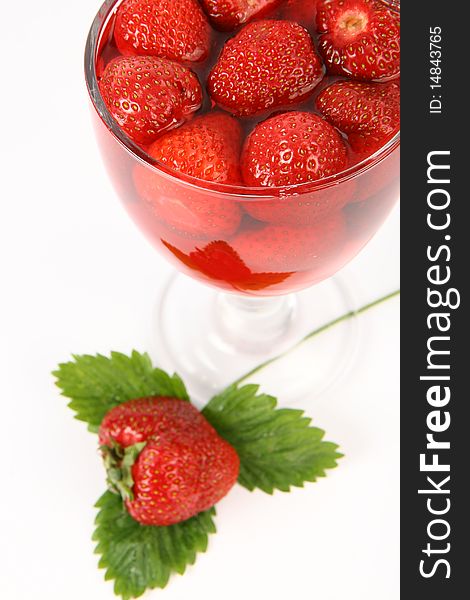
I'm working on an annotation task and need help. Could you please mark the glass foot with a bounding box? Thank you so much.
[150,274,360,408]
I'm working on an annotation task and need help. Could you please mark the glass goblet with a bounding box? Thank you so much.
[85,0,400,404]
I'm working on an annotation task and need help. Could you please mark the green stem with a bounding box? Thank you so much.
[232,289,400,387]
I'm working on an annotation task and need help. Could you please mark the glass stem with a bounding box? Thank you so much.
[214,293,297,352]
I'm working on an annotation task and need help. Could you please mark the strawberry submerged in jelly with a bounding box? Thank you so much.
[316,0,400,81]
[201,0,283,31]
[133,113,243,238]
[99,55,202,145]
[316,80,400,157]
[208,20,323,117]
[114,0,211,62]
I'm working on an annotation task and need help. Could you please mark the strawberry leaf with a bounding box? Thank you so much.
[202,384,342,493]
[53,351,189,432]
[93,492,216,600]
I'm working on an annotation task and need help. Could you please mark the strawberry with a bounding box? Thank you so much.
[241,112,352,225]
[200,0,282,30]
[144,113,243,184]
[316,80,400,155]
[99,397,240,526]
[241,181,355,227]
[232,212,346,272]
[242,111,348,187]
[316,0,400,81]
[114,0,210,63]
[208,20,323,116]
[133,113,243,237]
[99,56,202,145]
[99,396,214,446]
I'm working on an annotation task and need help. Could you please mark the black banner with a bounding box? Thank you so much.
[401,2,467,597]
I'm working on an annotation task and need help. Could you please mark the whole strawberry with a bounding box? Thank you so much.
[316,0,400,80]
[144,113,243,184]
[99,56,202,145]
[208,20,323,116]
[114,0,211,62]
[316,80,400,156]
[232,212,346,272]
[99,397,240,526]
[241,182,355,227]
[201,0,282,30]
[133,113,243,237]
[242,111,348,187]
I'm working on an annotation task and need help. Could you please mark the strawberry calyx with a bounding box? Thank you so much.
[101,440,146,502]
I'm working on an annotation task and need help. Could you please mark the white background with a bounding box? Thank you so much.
[0,1,399,598]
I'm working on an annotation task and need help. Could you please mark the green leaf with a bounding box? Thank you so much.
[93,492,216,600]
[202,384,343,494]
[52,351,189,432]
